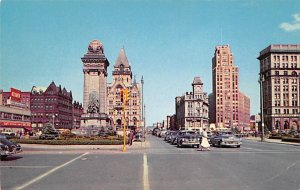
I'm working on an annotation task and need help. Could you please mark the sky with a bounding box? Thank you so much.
[1,0,300,126]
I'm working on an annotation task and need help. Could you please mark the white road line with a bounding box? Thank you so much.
[0,166,53,168]
[143,153,150,190]
[14,152,89,190]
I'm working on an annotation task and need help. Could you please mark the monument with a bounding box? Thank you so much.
[80,40,110,128]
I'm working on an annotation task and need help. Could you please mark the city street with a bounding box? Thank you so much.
[1,135,300,190]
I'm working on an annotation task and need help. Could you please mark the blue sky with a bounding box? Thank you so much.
[1,0,300,126]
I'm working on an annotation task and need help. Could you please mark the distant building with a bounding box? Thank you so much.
[238,92,250,131]
[210,45,250,130]
[169,114,178,130]
[107,48,142,131]
[0,88,31,134]
[258,44,300,131]
[175,77,209,130]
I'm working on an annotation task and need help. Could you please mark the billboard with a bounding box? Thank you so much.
[10,88,21,102]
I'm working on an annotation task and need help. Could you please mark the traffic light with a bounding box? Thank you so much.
[120,89,124,103]
[125,89,130,102]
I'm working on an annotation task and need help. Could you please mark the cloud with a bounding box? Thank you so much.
[280,13,300,32]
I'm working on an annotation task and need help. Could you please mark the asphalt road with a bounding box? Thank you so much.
[1,135,299,190]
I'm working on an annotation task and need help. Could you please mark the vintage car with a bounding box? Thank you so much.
[0,135,22,160]
[169,131,179,145]
[211,132,242,148]
[177,131,201,148]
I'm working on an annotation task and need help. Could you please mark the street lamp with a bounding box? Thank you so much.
[52,114,58,130]
[141,76,145,140]
[258,73,265,142]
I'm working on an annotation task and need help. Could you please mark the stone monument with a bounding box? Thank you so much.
[80,40,110,128]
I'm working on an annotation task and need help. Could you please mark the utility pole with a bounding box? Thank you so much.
[141,76,144,141]
[259,73,265,142]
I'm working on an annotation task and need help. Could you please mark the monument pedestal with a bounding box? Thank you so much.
[80,113,109,128]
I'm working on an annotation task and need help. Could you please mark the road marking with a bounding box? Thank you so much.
[14,152,89,190]
[143,153,150,190]
[0,166,54,168]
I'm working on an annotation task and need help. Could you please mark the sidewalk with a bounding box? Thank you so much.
[20,140,150,151]
[245,137,300,146]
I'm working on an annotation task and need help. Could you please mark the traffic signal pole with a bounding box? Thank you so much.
[122,89,129,152]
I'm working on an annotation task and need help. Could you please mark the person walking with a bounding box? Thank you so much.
[200,128,210,151]
[129,130,134,146]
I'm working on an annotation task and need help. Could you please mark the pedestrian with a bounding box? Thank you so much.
[129,130,134,146]
[200,128,210,151]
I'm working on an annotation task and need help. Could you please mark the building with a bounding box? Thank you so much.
[107,48,142,131]
[30,82,74,130]
[73,101,83,129]
[238,92,250,131]
[0,89,32,134]
[258,44,300,131]
[210,45,250,130]
[175,77,209,131]
[81,40,110,128]
[1,89,30,109]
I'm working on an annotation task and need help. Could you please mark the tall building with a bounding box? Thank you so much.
[175,77,209,130]
[210,45,250,130]
[258,44,300,131]
[107,48,142,131]
[81,40,110,128]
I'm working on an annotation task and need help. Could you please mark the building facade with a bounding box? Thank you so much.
[210,45,250,130]
[107,48,142,131]
[0,89,31,134]
[175,77,209,130]
[238,92,250,131]
[30,82,74,129]
[258,44,300,131]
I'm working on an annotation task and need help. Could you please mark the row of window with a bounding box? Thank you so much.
[273,62,298,68]
[275,109,299,114]
[273,55,298,62]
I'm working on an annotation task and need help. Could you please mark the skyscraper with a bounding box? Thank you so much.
[210,45,250,131]
[258,44,300,131]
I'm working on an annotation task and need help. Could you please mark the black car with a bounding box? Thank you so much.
[0,135,22,160]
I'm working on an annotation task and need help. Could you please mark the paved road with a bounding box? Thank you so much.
[1,135,300,190]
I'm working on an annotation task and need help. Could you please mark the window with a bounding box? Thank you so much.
[275,71,279,76]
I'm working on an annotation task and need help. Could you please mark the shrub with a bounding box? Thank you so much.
[11,139,123,145]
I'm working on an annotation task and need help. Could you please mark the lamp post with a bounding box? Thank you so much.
[258,73,265,142]
[52,114,57,129]
[141,76,144,140]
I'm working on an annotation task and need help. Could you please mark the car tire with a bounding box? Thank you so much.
[196,145,200,148]
[1,155,8,161]
[218,141,222,148]
[237,145,240,148]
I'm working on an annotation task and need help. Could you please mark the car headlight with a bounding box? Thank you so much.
[182,139,185,141]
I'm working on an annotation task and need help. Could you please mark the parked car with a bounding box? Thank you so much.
[169,131,179,145]
[39,133,57,140]
[159,129,167,138]
[164,131,175,141]
[211,132,242,148]
[0,135,22,160]
[177,131,200,148]
[134,132,143,141]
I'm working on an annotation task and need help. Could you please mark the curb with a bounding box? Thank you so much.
[244,138,300,146]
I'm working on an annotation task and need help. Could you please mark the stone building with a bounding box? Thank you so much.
[107,48,142,131]
[175,77,209,130]
[258,44,300,131]
[210,45,250,130]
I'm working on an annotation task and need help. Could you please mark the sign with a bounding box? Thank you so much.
[0,121,31,127]
[10,88,21,102]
